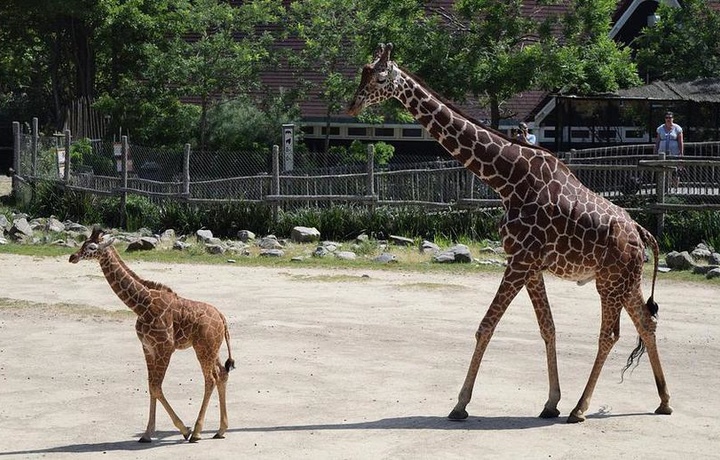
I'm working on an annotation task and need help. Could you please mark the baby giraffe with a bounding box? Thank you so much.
[69,227,235,443]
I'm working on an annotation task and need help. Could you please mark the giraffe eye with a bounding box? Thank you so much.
[377,71,388,83]
[87,243,99,251]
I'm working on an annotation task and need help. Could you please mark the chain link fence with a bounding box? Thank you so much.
[10,121,720,218]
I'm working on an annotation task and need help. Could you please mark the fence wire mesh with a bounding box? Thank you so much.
[11,127,720,210]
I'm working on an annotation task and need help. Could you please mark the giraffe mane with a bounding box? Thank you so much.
[397,64,557,155]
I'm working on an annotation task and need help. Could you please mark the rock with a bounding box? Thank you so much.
[173,241,191,250]
[9,218,33,239]
[258,235,283,249]
[196,229,213,242]
[205,244,226,255]
[291,226,321,243]
[0,236,7,245]
[0,214,8,231]
[692,265,720,275]
[321,241,341,252]
[389,235,414,246]
[260,248,284,257]
[335,251,357,261]
[710,253,720,265]
[420,240,440,254]
[355,233,369,243]
[160,229,175,240]
[706,268,720,279]
[237,230,256,242]
[312,246,329,258]
[433,244,472,263]
[63,222,89,233]
[126,237,159,252]
[691,244,713,260]
[373,252,398,264]
[665,251,695,270]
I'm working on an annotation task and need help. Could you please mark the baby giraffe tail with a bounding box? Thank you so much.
[223,318,235,372]
[621,224,660,381]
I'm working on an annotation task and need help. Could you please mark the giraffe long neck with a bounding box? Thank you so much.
[392,66,531,197]
[98,246,154,316]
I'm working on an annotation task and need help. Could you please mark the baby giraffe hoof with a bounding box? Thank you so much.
[189,436,201,443]
[655,404,673,415]
[539,407,560,418]
[213,433,226,439]
[566,412,586,424]
[448,408,469,421]
[138,437,152,443]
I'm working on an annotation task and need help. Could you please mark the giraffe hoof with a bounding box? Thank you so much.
[566,412,586,424]
[655,404,673,415]
[189,436,201,443]
[138,437,152,443]
[213,433,226,439]
[448,408,469,420]
[539,407,560,418]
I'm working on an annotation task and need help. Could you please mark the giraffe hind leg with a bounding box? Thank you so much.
[623,292,672,416]
[213,360,230,439]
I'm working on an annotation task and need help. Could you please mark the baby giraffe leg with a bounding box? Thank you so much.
[189,362,218,442]
[143,351,191,441]
[214,361,230,439]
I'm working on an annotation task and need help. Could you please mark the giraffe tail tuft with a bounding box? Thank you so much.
[224,358,235,373]
[646,296,659,317]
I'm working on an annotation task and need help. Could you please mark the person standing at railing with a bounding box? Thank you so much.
[516,122,537,145]
[654,111,684,187]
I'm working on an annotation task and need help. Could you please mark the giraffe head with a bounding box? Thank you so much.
[347,43,398,116]
[69,226,115,263]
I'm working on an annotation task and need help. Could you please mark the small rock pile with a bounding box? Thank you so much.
[664,243,720,279]
[0,211,507,267]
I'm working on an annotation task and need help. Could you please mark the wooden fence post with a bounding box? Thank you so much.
[183,143,191,197]
[31,117,38,177]
[63,129,72,183]
[120,135,129,229]
[366,144,375,211]
[12,121,20,197]
[272,144,280,223]
[656,152,666,238]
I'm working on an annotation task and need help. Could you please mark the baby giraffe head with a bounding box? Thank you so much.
[69,226,115,263]
[347,43,398,116]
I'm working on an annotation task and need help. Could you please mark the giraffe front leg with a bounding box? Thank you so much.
[144,351,191,441]
[139,397,157,443]
[526,273,561,419]
[449,266,527,420]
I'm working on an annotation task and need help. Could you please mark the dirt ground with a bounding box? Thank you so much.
[0,253,718,459]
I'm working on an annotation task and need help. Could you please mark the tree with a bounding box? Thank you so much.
[286,0,363,153]
[353,0,639,128]
[634,0,720,82]
[150,0,281,152]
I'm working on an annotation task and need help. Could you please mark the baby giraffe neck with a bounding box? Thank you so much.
[98,247,153,316]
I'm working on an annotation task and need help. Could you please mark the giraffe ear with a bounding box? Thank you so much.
[374,43,393,72]
[99,236,115,250]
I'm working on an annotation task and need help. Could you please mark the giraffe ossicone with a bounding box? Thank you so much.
[69,227,235,442]
[348,43,671,423]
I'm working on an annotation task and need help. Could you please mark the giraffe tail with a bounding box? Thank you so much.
[636,223,660,317]
[223,318,235,373]
[621,223,661,381]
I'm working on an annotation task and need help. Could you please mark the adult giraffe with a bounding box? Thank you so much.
[347,43,671,423]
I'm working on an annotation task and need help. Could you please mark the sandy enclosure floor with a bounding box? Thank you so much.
[0,253,718,459]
